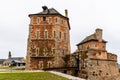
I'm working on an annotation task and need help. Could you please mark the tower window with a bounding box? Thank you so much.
[55,18,57,22]
[44,30,48,38]
[43,17,46,21]
[52,48,55,54]
[36,30,40,39]
[37,17,40,24]
[49,17,51,23]
[36,47,40,56]
[39,61,43,69]
[64,33,66,40]
[60,32,61,39]
[53,31,56,38]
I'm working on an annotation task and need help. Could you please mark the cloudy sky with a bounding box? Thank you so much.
[0,0,120,63]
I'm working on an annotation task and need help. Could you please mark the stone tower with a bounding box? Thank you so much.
[26,6,71,70]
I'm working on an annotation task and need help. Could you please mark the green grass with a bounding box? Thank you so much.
[0,72,69,80]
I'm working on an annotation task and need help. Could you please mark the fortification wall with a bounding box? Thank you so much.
[87,59,119,80]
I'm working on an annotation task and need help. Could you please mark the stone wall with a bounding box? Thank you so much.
[87,58,119,80]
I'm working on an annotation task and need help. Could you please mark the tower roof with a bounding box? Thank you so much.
[29,6,70,29]
[29,6,65,17]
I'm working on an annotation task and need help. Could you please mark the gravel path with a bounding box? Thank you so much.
[49,71,85,80]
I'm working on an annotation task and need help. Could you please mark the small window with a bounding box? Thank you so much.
[39,61,43,69]
[52,48,55,54]
[47,61,52,68]
[44,30,48,38]
[36,30,40,39]
[43,48,48,56]
[36,47,40,56]
[60,32,61,39]
[106,73,109,75]
[64,33,66,40]
[55,18,57,22]
[99,52,101,55]
[49,18,51,23]
[37,17,40,24]
[97,60,99,65]
[43,17,46,21]
[53,31,56,38]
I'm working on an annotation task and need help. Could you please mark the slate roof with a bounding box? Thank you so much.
[77,33,107,46]
[29,6,71,29]
[4,57,25,64]
[37,8,61,15]
[10,57,24,60]
[29,6,64,17]
[0,59,5,64]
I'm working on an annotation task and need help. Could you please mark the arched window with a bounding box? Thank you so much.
[36,47,40,56]
[43,16,46,21]
[37,17,40,24]
[52,48,55,55]
[47,61,52,68]
[39,61,43,69]
[43,48,48,56]
[44,30,48,38]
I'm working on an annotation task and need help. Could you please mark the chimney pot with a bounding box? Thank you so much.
[42,6,48,11]
[65,9,68,17]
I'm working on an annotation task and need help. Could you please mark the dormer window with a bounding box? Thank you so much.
[43,16,46,21]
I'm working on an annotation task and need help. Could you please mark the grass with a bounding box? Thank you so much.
[0,72,70,80]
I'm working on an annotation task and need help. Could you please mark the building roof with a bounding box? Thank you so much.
[29,6,65,17]
[0,59,5,64]
[77,33,107,46]
[29,6,71,30]
[10,57,24,60]
[4,57,25,64]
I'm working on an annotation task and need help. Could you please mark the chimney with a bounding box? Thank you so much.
[42,6,48,11]
[65,9,68,17]
[95,28,102,42]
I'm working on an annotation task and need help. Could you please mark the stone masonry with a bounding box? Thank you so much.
[76,28,119,80]
[26,6,119,80]
[26,6,71,70]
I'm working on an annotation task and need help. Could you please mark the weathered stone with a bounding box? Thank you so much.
[26,6,71,70]
[76,29,119,80]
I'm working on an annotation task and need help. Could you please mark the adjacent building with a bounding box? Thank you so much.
[76,28,119,80]
[3,51,25,66]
